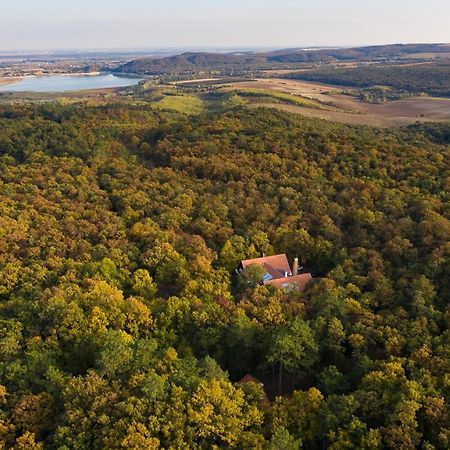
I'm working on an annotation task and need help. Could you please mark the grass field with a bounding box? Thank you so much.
[221,78,341,101]
[153,93,204,115]
[230,88,326,109]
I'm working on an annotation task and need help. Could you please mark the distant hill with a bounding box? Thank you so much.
[114,43,450,75]
[115,52,267,75]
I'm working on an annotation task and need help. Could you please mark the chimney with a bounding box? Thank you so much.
[292,257,299,276]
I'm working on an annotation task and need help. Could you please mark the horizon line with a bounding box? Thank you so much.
[1,41,449,54]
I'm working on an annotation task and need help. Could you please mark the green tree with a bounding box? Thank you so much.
[187,379,264,448]
[131,269,157,299]
[268,318,318,394]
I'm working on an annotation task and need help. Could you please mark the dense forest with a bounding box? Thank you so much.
[0,102,450,449]
[287,62,450,97]
[115,52,269,75]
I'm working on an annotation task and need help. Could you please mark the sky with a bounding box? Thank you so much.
[2,0,450,51]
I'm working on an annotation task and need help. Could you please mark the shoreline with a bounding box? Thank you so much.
[35,71,103,77]
[0,76,23,87]
[0,72,144,91]
[0,72,143,82]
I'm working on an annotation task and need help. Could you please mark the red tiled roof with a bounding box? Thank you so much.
[241,254,291,278]
[238,374,263,385]
[264,273,312,290]
[262,262,285,279]
[238,375,271,406]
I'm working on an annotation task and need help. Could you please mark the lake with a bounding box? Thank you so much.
[0,74,143,93]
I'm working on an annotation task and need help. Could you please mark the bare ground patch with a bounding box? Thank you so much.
[220,78,343,102]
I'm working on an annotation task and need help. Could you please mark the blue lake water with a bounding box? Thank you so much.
[0,74,143,93]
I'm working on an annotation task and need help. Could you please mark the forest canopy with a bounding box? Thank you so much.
[0,102,450,449]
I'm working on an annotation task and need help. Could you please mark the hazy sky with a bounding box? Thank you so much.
[2,0,450,50]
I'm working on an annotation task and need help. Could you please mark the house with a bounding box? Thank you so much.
[237,254,312,291]
[238,374,270,406]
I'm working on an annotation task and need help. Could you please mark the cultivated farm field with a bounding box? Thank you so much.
[220,78,450,126]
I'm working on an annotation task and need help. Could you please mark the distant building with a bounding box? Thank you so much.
[237,254,312,291]
[238,374,270,406]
